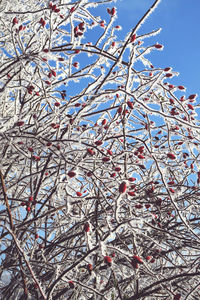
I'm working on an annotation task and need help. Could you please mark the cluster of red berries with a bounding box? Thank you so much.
[74,22,85,38]
[49,2,60,13]
[21,196,36,213]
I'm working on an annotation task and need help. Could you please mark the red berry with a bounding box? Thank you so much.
[165,73,173,78]
[167,153,176,160]
[52,4,57,11]
[130,34,136,43]
[188,104,194,110]
[68,171,76,178]
[135,204,142,209]
[87,171,92,177]
[16,121,24,126]
[107,150,112,156]
[51,123,60,129]
[27,85,34,92]
[178,85,185,90]
[154,44,163,49]
[111,7,116,16]
[100,21,104,27]
[145,256,152,260]
[104,256,112,264]
[35,234,39,239]
[138,146,144,153]
[76,192,82,197]
[110,173,116,177]
[33,155,40,161]
[102,157,110,162]
[117,106,122,114]
[87,148,95,155]
[119,181,127,194]
[127,101,134,109]
[139,164,146,170]
[84,223,90,232]
[28,147,34,152]
[145,204,151,209]
[128,177,136,182]
[39,18,46,27]
[12,17,18,25]
[74,26,78,34]
[102,119,107,126]
[52,70,56,77]
[95,140,103,146]
[79,22,85,31]
[114,167,121,172]
[54,102,60,107]
[168,180,175,185]
[132,255,143,264]
[70,6,75,13]
[128,191,135,196]
[87,264,93,271]
[170,98,175,104]
[73,62,79,68]
[164,67,171,72]
[130,184,136,189]
[29,196,33,201]
[188,94,197,100]
[26,206,31,212]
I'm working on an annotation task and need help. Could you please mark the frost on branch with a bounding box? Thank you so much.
[0,0,200,299]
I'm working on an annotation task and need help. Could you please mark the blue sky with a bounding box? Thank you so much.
[113,0,200,99]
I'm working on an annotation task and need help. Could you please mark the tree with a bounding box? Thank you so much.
[0,0,200,299]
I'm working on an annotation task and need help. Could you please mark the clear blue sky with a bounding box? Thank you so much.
[113,0,200,98]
